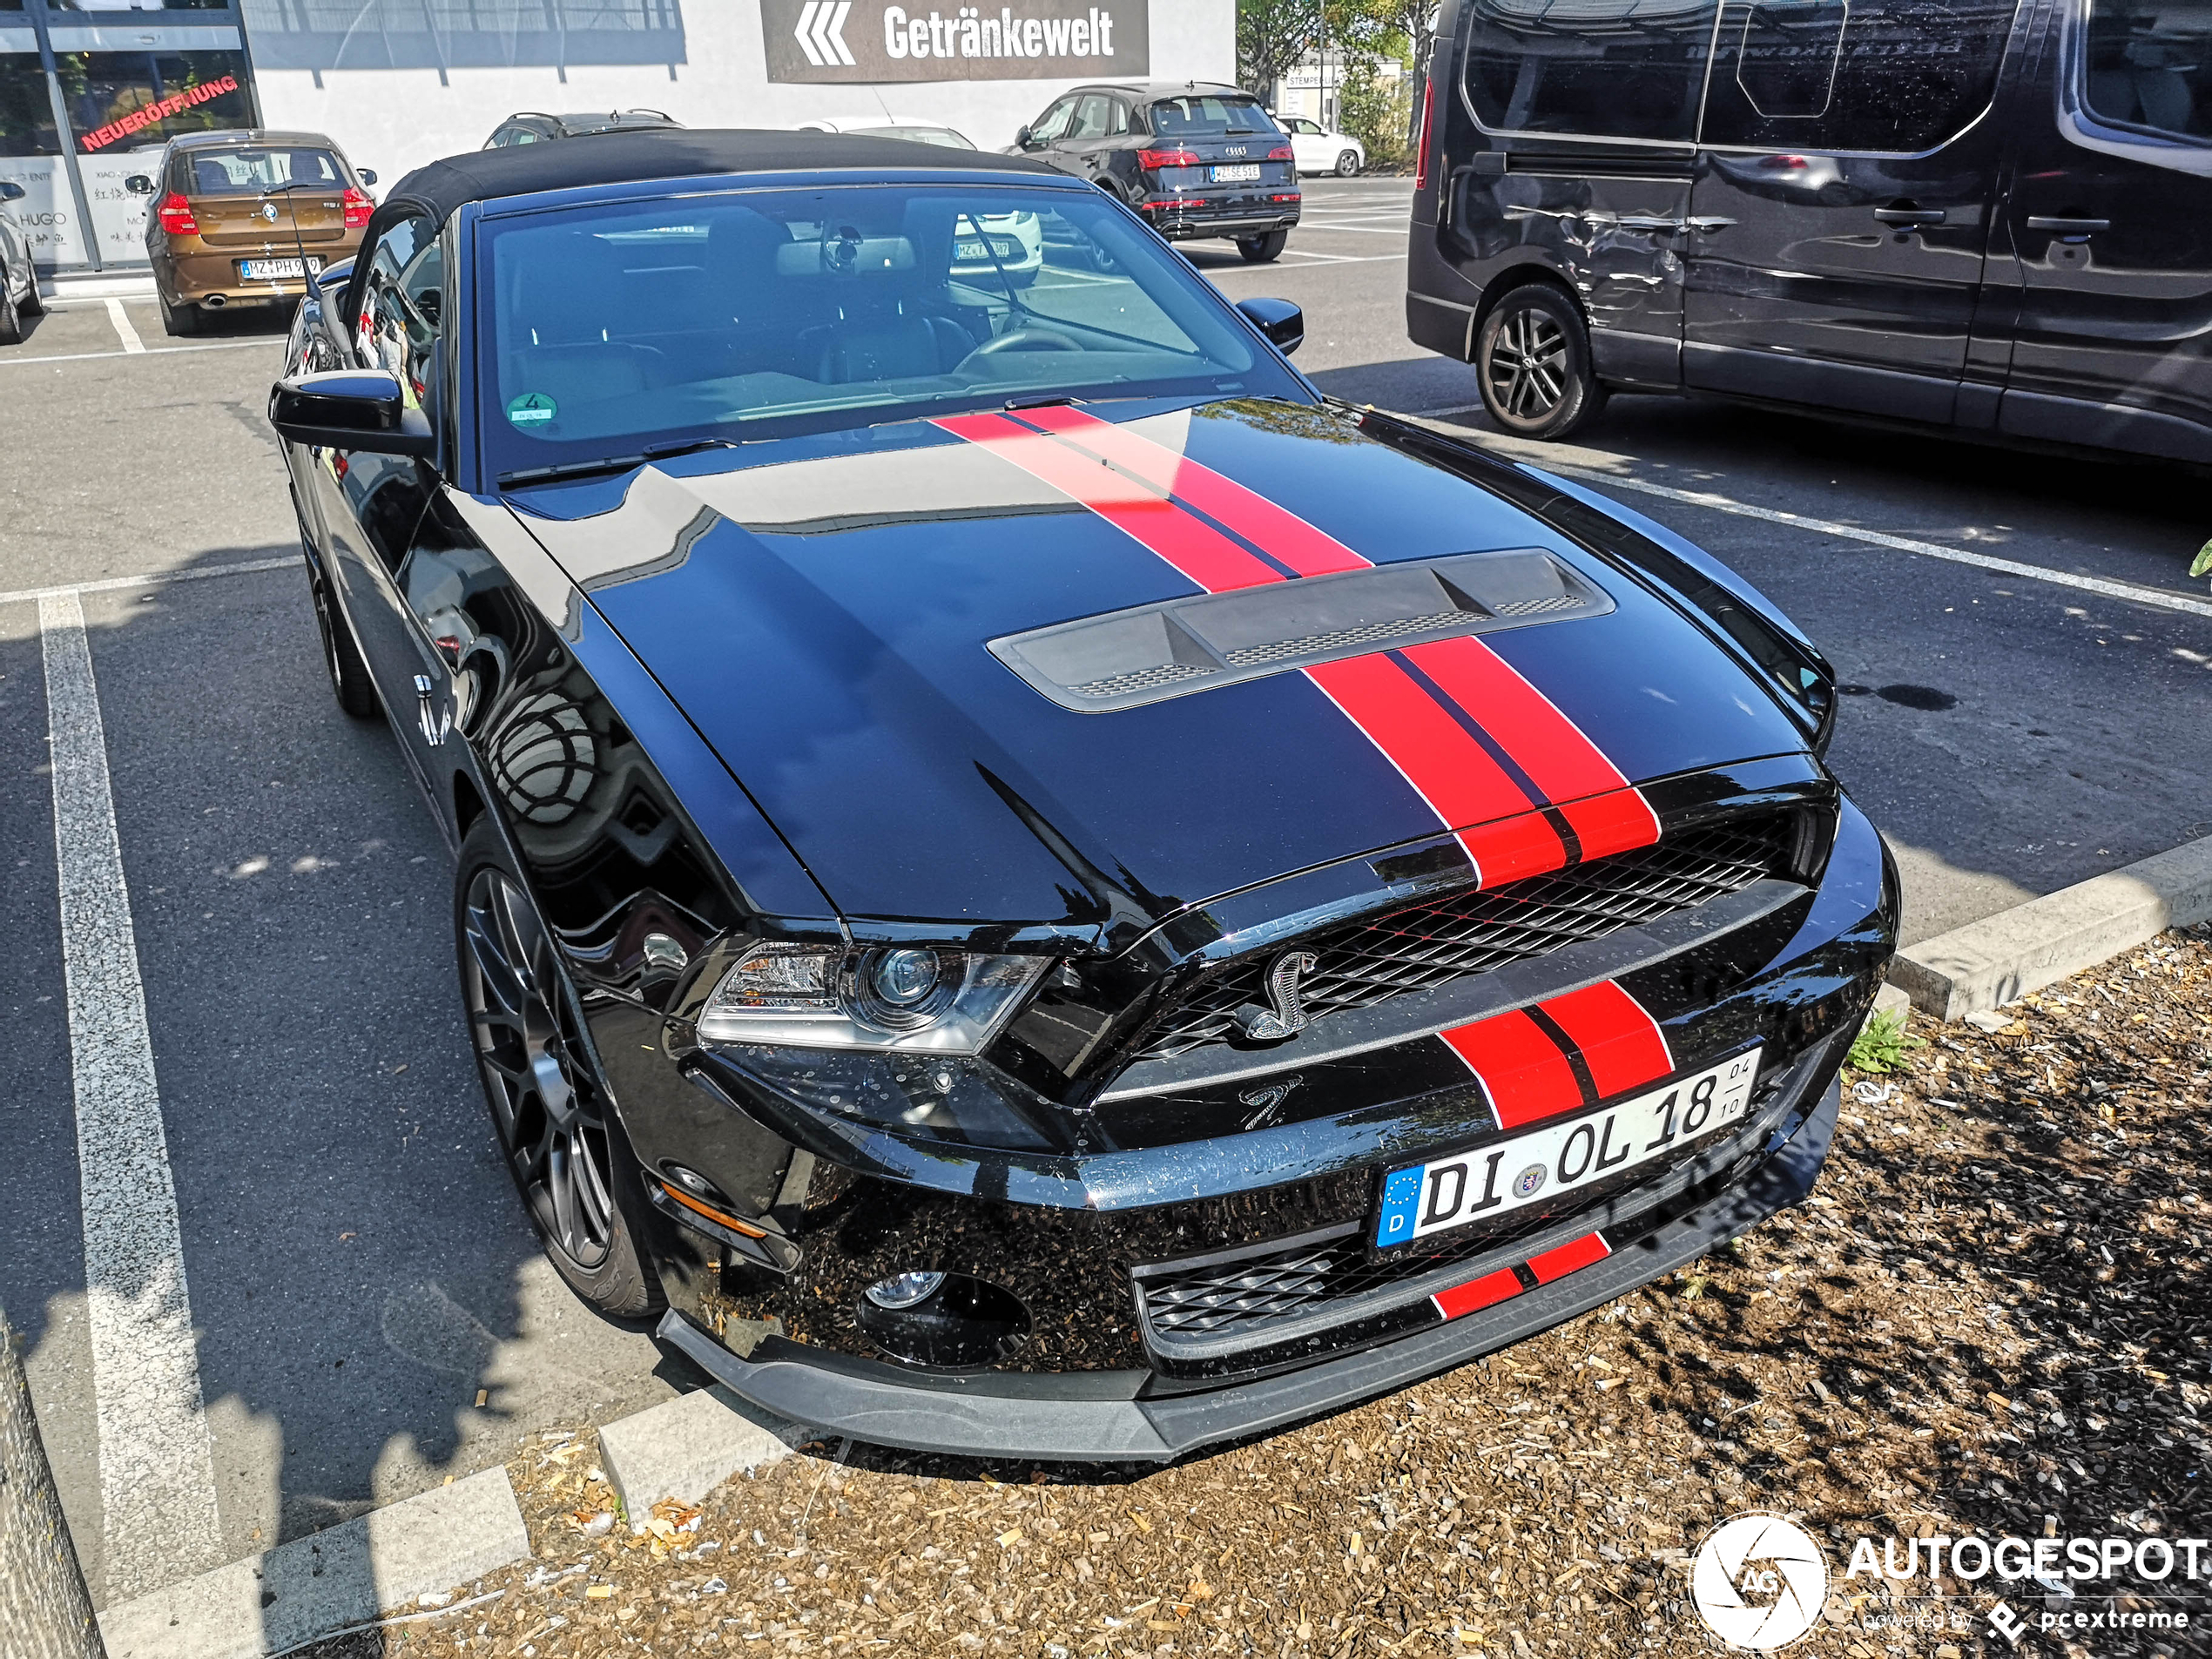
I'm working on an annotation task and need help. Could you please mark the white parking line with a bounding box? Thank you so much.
[1402,411,2212,621]
[0,338,278,368]
[0,554,294,610]
[39,590,224,1600]
[1293,220,1412,235]
[103,298,145,354]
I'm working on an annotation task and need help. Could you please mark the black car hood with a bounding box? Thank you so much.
[509,399,1808,933]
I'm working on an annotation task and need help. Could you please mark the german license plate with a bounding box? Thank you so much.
[1211,164,1261,183]
[1372,1048,1763,1250]
[238,257,318,280]
[954,237,1019,261]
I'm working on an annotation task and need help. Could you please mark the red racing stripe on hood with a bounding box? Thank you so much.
[1535,981,1674,1100]
[934,408,1655,884]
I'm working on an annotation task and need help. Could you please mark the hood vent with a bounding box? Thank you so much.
[990,549,1612,713]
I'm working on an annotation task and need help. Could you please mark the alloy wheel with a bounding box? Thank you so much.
[1485,304,1569,422]
[460,867,617,1269]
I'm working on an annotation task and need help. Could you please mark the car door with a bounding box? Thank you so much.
[1016,95,1082,172]
[1433,0,1713,391]
[1996,0,2212,462]
[1681,0,2026,423]
[1288,117,1326,172]
[314,212,454,806]
[1051,91,1130,183]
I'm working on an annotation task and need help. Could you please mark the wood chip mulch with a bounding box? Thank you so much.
[305,930,2212,1659]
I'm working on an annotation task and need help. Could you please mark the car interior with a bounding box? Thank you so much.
[484,189,1272,460]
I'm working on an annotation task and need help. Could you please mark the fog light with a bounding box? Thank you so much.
[864,1271,946,1310]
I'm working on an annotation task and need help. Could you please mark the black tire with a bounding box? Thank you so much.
[158,289,200,337]
[1334,149,1361,178]
[1237,228,1289,263]
[305,548,380,719]
[17,273,41,317]
[455,816,665,1320]
[1474,282,1606,441]
[0,278,21,347]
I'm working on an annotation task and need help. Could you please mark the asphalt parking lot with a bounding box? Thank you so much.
[3,172,2210,1622]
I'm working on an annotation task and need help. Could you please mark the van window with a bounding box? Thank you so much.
[1462,0,1721,144]
[2084,0,2210,140]
[1701,0,2017,151]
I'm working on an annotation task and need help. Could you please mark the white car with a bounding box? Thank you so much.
[1278,116,1365,177]
[796,119,1044,286]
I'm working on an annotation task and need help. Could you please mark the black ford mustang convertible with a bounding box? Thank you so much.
[271,131,1896,1460]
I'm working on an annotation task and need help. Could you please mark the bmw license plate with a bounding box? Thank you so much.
[1372,1048,1763,1250]
[237,257,319,280]
[1210,163,1261,183]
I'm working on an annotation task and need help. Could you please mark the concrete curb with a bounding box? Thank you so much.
[597,1385,797,1517]
[1889,833,2212,1022]
[96,1467,529,1659]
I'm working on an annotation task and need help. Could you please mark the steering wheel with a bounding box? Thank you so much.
[968,327,1081,358]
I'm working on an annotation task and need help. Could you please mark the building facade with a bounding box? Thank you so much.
[1,0,1231,272]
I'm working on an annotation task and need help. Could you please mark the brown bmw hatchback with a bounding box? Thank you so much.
[127,129,376,337]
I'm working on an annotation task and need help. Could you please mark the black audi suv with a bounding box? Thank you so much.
[266,129,1894,1461]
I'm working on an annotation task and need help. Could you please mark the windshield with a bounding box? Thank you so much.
[1147,96,1282,138]
[476,184,1305,482]
[850,125,974,148]
[181,146,346,193]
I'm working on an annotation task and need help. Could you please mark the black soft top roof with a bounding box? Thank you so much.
[374,126,1059,234]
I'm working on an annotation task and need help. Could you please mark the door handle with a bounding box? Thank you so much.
[1872,206,1946,226]
[1685,216,1736,233]
[2026,215,2109,235]
[414,674,450,747]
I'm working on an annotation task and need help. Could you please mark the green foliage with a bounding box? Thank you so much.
[1846,1008,1924,1075]
[1238,0,1327,94]
[1337,57,1413,163]
[2191,538,2212,580]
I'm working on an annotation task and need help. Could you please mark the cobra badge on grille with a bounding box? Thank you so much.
[1233,949,1318,1042]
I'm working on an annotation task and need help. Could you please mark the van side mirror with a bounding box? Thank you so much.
[358,168,377,185]
[1236,296,1304,356]
[124,175,154,194]
[267,370,435,457]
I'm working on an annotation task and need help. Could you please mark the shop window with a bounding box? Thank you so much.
[1461,0,1721,144]
[2084,0,2211,141]
[57,50,252,154]
[1702,0,2018,151]
[1,54,79,266]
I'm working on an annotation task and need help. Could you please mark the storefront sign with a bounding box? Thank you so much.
[759,1,1148,82]
[78,72,240,152]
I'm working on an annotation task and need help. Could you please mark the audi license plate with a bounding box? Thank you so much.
[1372,1048,1763,1250]
[1210,164,1261,183]
[237,257,320,280]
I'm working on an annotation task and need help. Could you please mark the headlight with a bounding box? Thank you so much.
[697,941,1049,1054]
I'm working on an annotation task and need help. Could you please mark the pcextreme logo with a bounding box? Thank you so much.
[1691,1513,1830,1649]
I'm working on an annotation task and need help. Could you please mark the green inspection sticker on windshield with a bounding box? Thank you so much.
[506,392,556,428]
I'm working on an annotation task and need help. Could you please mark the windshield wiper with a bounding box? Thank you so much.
[499,437,742,489]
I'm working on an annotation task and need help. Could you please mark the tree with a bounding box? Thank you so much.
[1237,0,1327,102]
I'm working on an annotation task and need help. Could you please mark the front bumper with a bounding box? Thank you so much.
[660,1065,1840,1461]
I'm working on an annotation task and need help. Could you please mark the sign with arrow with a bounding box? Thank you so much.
[759,0,1149,83]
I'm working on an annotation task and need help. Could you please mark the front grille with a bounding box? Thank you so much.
[1131,814,1797,1062]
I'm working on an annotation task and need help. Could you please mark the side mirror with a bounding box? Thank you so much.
[0,180,24,203]
[124,175,153,195]
[1014,125,1033,148]
[1236,296,1304,356]
[267,370,435,457]
[357,168,377,185]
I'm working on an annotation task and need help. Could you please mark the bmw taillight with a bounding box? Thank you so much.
[341,186,374,229]
[156,191,199,236]
[1136,147,1200,172]
[1413,78,1435,189]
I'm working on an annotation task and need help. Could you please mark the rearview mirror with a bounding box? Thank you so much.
[1236,296,1304,356]
[358,168,377,185]
[267,370,435,457]
[124,174,153,194]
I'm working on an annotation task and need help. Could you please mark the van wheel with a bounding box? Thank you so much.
[158,290,200,337]
[1335,150,1360,177]
[1237,229,1289,263]
[1475,284,1605,441]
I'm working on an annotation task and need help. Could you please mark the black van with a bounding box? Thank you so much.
[1404,0,2212,462]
